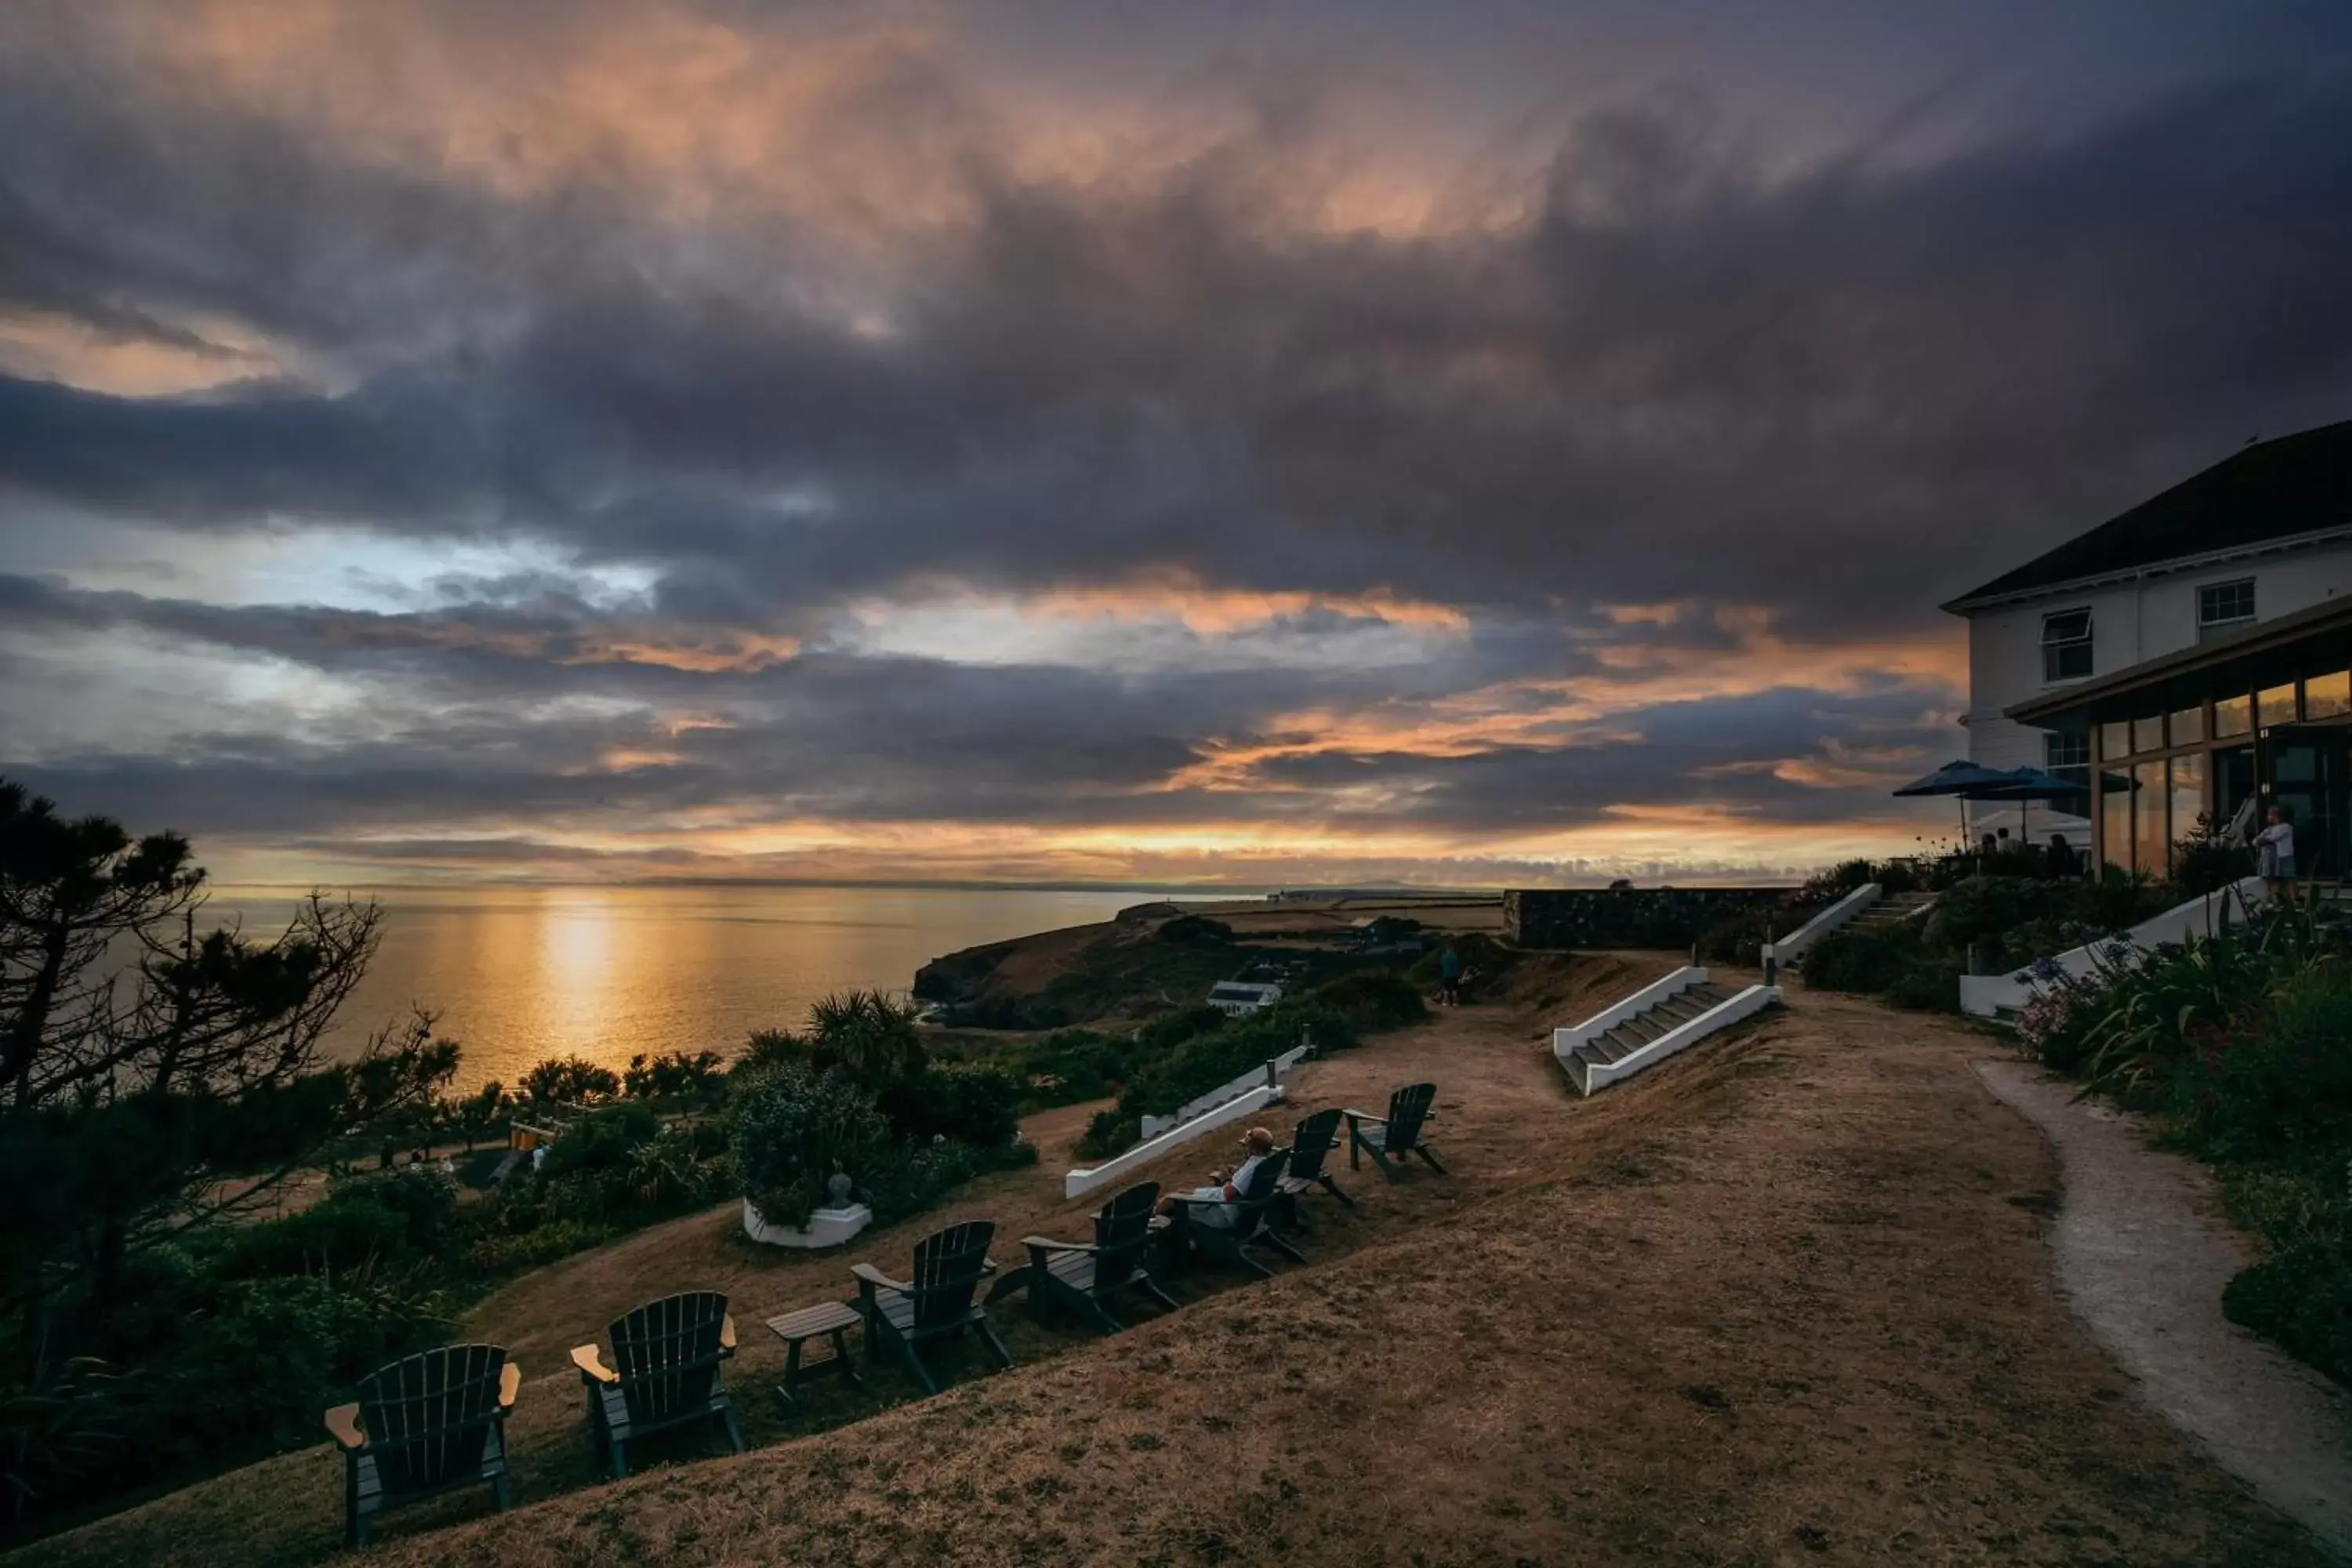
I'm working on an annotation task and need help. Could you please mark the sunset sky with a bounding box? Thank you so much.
[4,1,2351,887]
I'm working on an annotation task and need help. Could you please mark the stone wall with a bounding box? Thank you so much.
[1504,887,1794,951]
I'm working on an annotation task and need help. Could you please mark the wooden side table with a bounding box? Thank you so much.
[764,1301,865,1410]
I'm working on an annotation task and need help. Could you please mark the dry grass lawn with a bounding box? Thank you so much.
[7,964,2329,1567]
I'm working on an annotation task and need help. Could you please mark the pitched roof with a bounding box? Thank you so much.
[1946,418,2352,610]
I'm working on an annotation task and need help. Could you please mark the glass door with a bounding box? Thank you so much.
[2260,727,2347,880]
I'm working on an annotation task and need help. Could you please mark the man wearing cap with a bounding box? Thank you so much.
[1158,1126,1276,1229]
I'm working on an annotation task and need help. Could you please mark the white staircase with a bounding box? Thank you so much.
[1840,890,1939,937]
[1552,967,1781,1096]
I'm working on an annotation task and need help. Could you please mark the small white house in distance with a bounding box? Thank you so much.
[1205,980,1283,1016]
[1944,420,2352,842]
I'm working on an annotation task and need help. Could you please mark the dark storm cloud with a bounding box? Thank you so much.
[4,34,2350,626]
[2,1,2349,869]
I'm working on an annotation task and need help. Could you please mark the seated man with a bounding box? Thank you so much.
[1157,1127,1276,1229]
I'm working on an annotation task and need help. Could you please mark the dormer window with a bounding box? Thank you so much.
[2041,608,2092,683]
[2198,578,2256,642]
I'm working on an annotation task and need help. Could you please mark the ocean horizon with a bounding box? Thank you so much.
[206,883,1227,1091]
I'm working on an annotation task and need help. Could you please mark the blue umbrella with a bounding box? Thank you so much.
[1893,760,2033,841]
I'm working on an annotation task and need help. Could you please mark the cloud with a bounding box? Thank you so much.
[2,2,2349,878]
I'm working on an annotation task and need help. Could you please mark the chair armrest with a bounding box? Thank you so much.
[324,1403,365,1450]
[571,1345,619,1385]
[851,1261,911,1293]
[1166,1192,1229,1207]
[720,1314,737,1352]
[1022,1235,1095,1254]
[499,1362,521,1409]
[1341,1109,1387,1127]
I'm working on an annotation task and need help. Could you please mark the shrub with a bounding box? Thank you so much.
[1312,969,1428,1032]
[1882,957,1962,1012]
[463,1218,616,1276]
[1156,914,1234,945]
[729,1064,891,1229]
[805,991,929,1086]
[737,1028,811,1076]
[212,1167,459,1280]
[1802,927,1922,995]
[1696,913,1769,966]
[1075,1107,1137,1161]
[2172,813,2256,898]
[539,1101,662,1181]
[156,1272,451,1458]
[622,1048,726,1101]
[521,1054,622,1105]
[879,1062,1022,1149]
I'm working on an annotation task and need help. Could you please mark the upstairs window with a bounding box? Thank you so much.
[2044,731,2090,790]
[2198,578,2256,642]
[2042,608,2092,683]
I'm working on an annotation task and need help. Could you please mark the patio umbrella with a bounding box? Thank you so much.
[1892,760,2028,842]
[1974,767,2087,843]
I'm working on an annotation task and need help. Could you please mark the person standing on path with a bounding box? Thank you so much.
[1438,944,1463,1007]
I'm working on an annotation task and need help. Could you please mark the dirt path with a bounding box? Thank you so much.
[1975,1058,2352,1553]
[17,976,2335,1566]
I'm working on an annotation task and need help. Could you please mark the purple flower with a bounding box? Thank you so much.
[2028,957,2066,982]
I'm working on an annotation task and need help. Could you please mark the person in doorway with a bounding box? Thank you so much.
[1438,944,1464,1007]
[2256,805,2298,907]
[1157,1127,1276,1228]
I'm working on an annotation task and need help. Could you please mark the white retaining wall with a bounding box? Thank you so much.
[1138,1042,1311,1139]
[1959,876,2270,1018]
[1063,1084,1284,1201]
[1576,983,1782,1097]
[1552,966,1706,1061]
[1763,883,1880,971]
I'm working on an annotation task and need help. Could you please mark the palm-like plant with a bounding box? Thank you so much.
[805,990,927,1087]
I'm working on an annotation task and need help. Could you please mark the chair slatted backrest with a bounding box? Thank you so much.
[610,1290,728,1425]
[1228,1149,1290,1242]
[356,1344,507,1497]
[909,1220,996,1329]
[1385,1083,1437,1151]
[1287,1109,1343,1183]
[1091,1182,1160,1291]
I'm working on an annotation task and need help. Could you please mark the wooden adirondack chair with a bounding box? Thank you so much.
[324,1343,519,1548]
[1020,1181,1180,1334]
[851,1220,1014,1396]
[1344,1082,1445,1180]
[1166,1147,1303,1278]
[1275,1107,1352,1231]
[570,1290,744,1479]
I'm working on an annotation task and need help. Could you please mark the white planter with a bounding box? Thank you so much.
[742,1198,873,1249]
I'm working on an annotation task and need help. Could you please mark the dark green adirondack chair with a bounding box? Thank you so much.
[325,1343,518,1548]
[1275,1107,1352,1231]
[1021,1181,1179,1334]
[852,1220,1014,1396]
[1345,1082,1444,1180]
[1166,1147,1302,1278]
[570,1290,744,1479]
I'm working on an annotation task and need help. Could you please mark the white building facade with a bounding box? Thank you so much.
[1944,419,2352,871]
[1957,538,2352,776]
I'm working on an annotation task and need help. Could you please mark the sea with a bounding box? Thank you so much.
[207,884,1211,1091]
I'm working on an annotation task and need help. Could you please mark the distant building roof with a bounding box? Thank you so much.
[1945,419,2352,611]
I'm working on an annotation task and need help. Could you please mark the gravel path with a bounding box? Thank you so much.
[1975,1058,2352,1556]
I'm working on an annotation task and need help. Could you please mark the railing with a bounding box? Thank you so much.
[1552,967,1706,1060]
[1063,1084,1286,1200]
[1138,1041,1312,1138]
[1575,982,1781,1096]
[1958,876,2269,1018]
[1762,883,1881,977]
